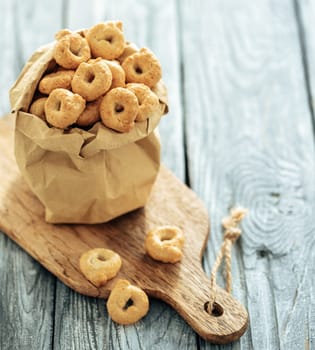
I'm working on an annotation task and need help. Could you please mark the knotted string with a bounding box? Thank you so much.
[207,207,248,314]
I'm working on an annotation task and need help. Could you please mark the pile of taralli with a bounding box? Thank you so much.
[29,21,162,132]
[80,225,185,325]
[19,21,178,324]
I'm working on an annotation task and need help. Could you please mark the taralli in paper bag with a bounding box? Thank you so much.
[10,21,168,224]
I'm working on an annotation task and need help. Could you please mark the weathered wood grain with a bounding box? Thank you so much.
[0,0,63,115]
[288,1,315,348]
[0,0,19,114]
[180,0,315,349]
[2,0,314,348]
[0,1,64,350]
[0,236,56,350]
[52,1,191,349]
[294,0,315,130]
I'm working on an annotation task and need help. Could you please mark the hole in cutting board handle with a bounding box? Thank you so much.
[204,301,224,317]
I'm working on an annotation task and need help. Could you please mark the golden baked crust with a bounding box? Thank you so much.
[107,279,149,325]
[79,248,122,287]
[76,96,102,127]
[117,41,138,64]
[126,83,160,122]
[45,88,86,129]
[86,21,125,60]
[122,48,162,88]
[100,87,139,132]
[145,226,185,263]
[54,30,91,69]
[39,70,75,95]
[29,97,47,121]
[104,60,125,89]
[71,59,112,101]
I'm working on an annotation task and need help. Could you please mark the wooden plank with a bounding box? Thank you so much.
[0,0,19,114]
[288,1,315,347]
[0,1,63,349]
[180,0,315,349]
[295,0,315,129]
[0,0,63,115]
[53,0,191,349]
[0,236,55,349]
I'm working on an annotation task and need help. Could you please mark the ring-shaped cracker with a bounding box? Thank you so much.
[79,248,122,287]
[122,48,162,88]
[100,87,138,133]
[72,59,112,101]
[145,225,185,263]
[45,88,86,129]
[54,30,91,69]
[39,70,75,95]
[126,83,160,122]
[86,21,125,60]
[107,279,149,325]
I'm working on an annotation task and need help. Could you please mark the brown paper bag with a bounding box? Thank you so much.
[10,42,168,224]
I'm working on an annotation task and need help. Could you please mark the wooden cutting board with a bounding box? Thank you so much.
[0,114,248,344]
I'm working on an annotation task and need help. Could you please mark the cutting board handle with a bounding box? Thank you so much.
[158,265,248,344]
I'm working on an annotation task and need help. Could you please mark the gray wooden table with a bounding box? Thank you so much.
[1,0,315,349]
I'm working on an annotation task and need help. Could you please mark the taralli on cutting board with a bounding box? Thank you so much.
[29,97,47,121]
[126,83,160,122]
[145,225,185,263]
[72,59,112,101]
[54,30,91,69]
[76,96,102,127]
[103,60,125,89]
[38,70,75,95]
[79,248,122,287]
[86,21,125,60]
[107,279,149,325]
[45,88,86,129]
[122,48,162,88]
[100,87,138,132]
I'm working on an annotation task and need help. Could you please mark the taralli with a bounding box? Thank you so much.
[26,21,167,133]
[76,96,102,127]
[104,60,125,89]
[79,248,122,287]
[126,83,160,122]
[72,59,112,101]
[100,87,138,132]
[38,70,75,95]
[122,48,162,88]
[54,30,91,69]
[145,225,185,263]
[117,41,138,64]
[107,279,149,325]
[45,88,86,129]
[29,97,47,121]
[55,29,72,40]
[86,21,125,60]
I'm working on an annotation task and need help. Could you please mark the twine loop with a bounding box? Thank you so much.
[223,227,241,243]
[207,207,248,314]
